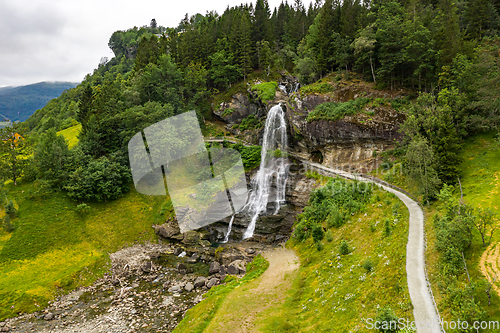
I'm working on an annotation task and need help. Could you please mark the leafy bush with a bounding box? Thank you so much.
[316,242,323,251]
[64,156,131,202]
[312,224,324,243]
[339,240,351,255]
[4,200,16,217]
[76,203,91,215]
[325,229,333,242]
[362,259,373,272]
[384,219,392,236]
[221,108,235,117]
[238,115,263,131]
[251,82,278,104]
[238,146,262,170]
[3,215,14,232]
[59,118,79,130]
[307,98,370,122]
[326,207,344,228]
[375,307,399,333]
[390,97,411,111]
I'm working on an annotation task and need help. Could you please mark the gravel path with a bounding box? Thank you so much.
[294,157,443,333]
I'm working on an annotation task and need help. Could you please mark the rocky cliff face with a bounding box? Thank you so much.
[215,73,406,173]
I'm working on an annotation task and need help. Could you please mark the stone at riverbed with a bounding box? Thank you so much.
[176,262,186,271]
[168,285,182,293]
[184,282,194,292]
[209,261,220,275]
[44,313,54,321]
[194,276,207,288]
[227,260,246,275]
[206,278,219,289]
[182,231,200,244]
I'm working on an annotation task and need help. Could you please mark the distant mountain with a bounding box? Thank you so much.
[0,82,79,122]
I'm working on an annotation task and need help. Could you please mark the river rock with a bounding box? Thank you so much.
[206,278,219,289]
[182,231,200,244]
[154,221,181,239]
[194,276,207,288]
[184,282,194,292]
[168,285,182,293]
[227,260,246,275]
[209,261,220,275]
[44,313,54,321]
[176,262,186,271]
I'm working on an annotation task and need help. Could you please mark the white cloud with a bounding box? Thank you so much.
[0,0,313,87]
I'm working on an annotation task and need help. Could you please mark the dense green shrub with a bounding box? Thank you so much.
[238,115,262,131]
[326,207,344,228]
[362,259,373,272]
[3,215,14,232]
[251,82,278,103]
[299,82,334,95]
[76,203,91,215]
[4,200,16,217]
[306,98,370,122]
[384,219,392,236]
[312,224,324,243]
[64,155,131,202]
[325,229,333,242]
[339,240,351,255]
[375,307,399,333]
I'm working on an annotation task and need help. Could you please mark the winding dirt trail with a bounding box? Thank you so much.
[204,247,299,333]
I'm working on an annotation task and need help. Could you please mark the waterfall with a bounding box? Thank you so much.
[243,105,288,239]
[223,215,235,243]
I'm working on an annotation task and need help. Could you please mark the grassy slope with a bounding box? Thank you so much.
[0,180,168,320]
[57,123,81,149]
[426,132,500,327]
[262,179,412,332]
[375,132,500,328]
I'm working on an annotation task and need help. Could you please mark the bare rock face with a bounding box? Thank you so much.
[285,174,318,208]
[284,78,406,172]
[213,92,261,125]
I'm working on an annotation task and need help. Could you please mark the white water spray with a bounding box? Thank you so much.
[223,215,235,243]
[243,105,288,239]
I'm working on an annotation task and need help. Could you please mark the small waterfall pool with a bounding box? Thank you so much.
[242,104,289,239]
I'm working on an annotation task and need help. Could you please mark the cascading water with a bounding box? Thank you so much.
[223,215,235,243]
[243,105,289,239]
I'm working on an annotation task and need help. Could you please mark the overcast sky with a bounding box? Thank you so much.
[0,0,314,87]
